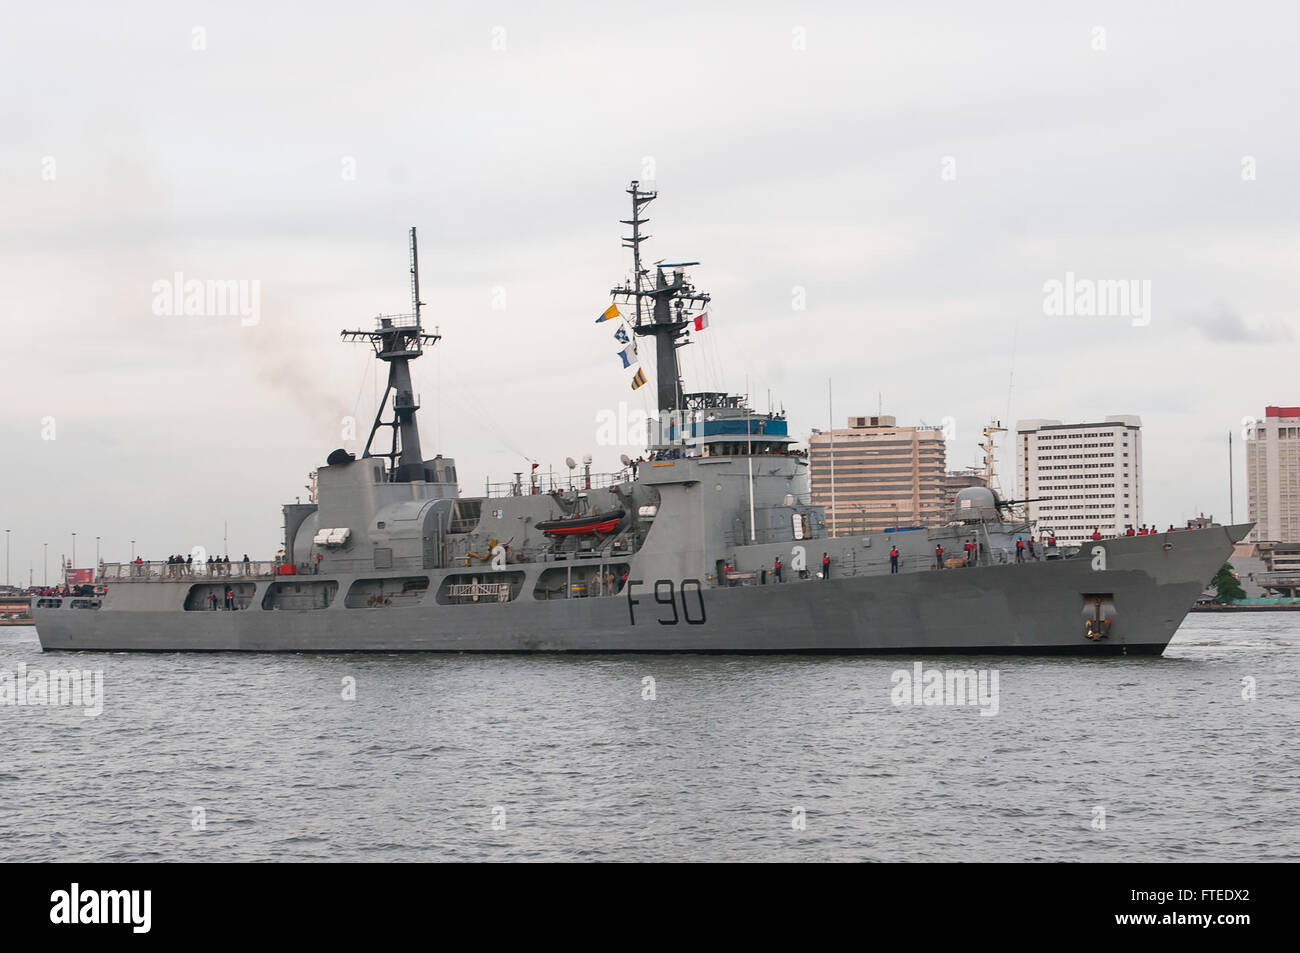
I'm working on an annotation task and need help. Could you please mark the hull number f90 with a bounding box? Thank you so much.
[626,579,706,625]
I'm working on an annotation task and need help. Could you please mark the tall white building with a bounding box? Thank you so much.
[1246,405,1300,544]
[1016,416,1142,543]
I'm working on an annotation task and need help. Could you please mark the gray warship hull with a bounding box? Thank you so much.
[34,522,1248,655]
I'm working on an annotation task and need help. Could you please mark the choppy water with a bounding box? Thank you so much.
[1,615,1296,862]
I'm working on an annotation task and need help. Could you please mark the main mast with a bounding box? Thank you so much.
[610,181,711,416]
[341,227,440,482]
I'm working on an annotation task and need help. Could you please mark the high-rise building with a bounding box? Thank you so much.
[1246,405,1300,544]
[1016,416,1142,544]
[943,469,988,501]
[808,416,947,536]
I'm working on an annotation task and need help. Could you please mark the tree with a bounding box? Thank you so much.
[1211,563,1246,603]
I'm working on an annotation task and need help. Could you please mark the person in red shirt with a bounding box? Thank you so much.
[935,545,944,568]
[1090,528,1101,541]
[890,546,899,574]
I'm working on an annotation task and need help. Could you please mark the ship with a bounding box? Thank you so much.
[34,182,1250,654]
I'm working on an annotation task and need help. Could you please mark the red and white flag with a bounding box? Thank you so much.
[693,313,709,331]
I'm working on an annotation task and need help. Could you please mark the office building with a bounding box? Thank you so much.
[809,416,947,535]
[1016,415,1142,544]
[1246,405,1300,544]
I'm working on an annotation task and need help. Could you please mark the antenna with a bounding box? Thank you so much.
[410,226,424,327]
[620,181,654,327]
[1228,431,1234,524]
[829,379,836,538]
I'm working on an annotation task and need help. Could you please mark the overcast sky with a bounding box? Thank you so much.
[2,1,1296,577]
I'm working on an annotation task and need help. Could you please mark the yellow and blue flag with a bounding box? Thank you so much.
[596,303,620,323]
[631,368,647,390]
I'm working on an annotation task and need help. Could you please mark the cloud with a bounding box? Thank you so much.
[1187,303,1293,344]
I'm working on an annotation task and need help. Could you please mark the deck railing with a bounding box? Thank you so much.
[484,470,634,498]
[446,583,512,602]
[100,560,280,582]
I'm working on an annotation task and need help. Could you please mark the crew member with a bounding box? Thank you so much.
[1090,528,1101,541]
[935,544,944,568]
[773,556,782,582]
[1015,537,1025,562]
[890,546,899,574]
[821,553,830,580]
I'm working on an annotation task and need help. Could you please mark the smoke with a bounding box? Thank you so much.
[240,290,356,447]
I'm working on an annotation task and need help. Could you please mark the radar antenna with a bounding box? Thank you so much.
[340,227,440,482]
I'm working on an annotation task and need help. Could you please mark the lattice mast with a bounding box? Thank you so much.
[341,227,440,482]
[610,181,711,415]
[982,420,1007,497]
